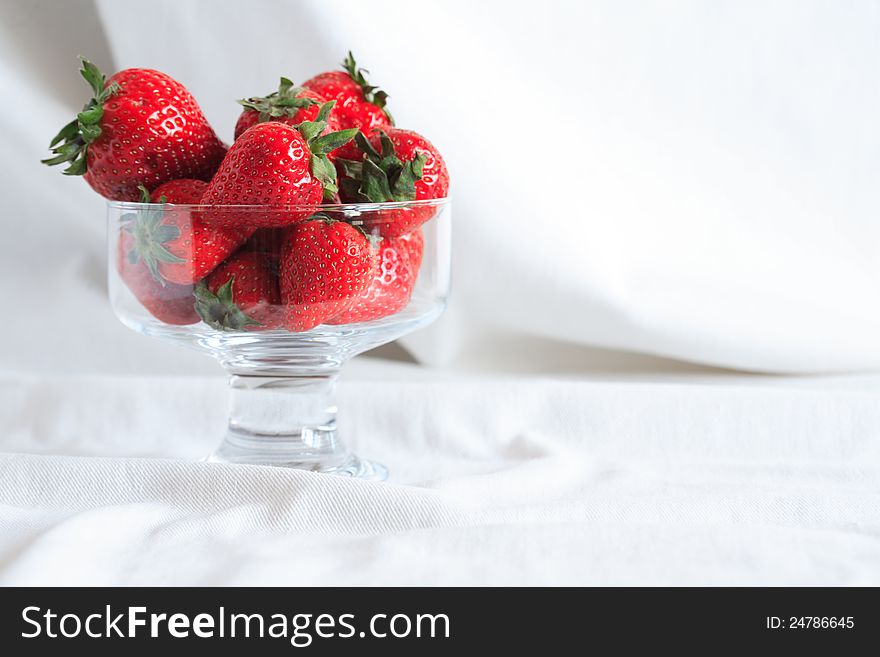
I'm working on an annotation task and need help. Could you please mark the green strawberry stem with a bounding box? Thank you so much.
[237,77,319,122]
[136,184,167,204]
[41,57,119,176]
[295,101,358,201]
[194,278,262,331]
[337,130,427,203]
[342,51,394,125]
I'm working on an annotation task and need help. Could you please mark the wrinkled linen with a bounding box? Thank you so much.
[1,369,879,586]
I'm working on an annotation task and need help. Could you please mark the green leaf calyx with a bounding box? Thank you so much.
[194,279,262,331]
[120,197,184,285]
[342,51,394,125]
[42,57,119,176]
[294,101,358,201]
[337,130,426,204]
[237,77,320,123]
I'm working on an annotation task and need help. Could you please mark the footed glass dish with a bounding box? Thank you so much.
[108,199,450,479]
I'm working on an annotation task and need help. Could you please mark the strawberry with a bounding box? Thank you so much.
[234,77,343,152]
[195,249,283,331]
[327,229,424,325]
[149,178,207,204]
[123,181,252,285]
[43,58,227,201]
[338,128,449,237]
[200,107,357,229]
[116,231,198,325]
[302,52,393,161]
[279,217,378,332]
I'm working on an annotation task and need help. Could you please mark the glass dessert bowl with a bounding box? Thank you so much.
[108,198,450,480]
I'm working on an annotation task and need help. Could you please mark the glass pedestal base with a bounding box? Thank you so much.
[208,431,387,479]
[205,370,388,481]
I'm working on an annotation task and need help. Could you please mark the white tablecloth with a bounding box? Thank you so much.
[2,361,879,586]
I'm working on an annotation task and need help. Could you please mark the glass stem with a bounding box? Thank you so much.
[211,369,355,471]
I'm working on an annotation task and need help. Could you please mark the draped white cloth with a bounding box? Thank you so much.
[0,0,879,585]
[3,368,880,586]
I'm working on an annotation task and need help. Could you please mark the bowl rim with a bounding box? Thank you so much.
[107,197,451,212]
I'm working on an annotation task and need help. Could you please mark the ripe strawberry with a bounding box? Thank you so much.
[328,229,424,325]
[302,52,393,161]
[279,217,378,332]
[43,58,227,201]
[123,181,252,285]
[338,128,449,237]
[150,178,207,204]
[200,108,357,229]
[195,250,283,331]
[116,231,198,325]
[234,77,343,151]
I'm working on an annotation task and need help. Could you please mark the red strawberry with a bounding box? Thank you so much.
[122,181,252,285]
[328,229,424,325]
[338,128,449,237]
[150,178,206,204]
[302,52,393,161]
[116,231,198,325]
[200,109,357,229]
[43,58,227,201]
[234,78,343,154]
[195,250,283,331]
[279,217,378,332]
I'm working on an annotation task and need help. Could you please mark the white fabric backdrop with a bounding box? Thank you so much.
[2,0,880,374]
[1,0,880,586]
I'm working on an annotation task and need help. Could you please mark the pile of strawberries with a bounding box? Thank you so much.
[44,54,448,332]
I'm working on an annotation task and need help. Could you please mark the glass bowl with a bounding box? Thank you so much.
[108,199,451,479]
